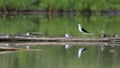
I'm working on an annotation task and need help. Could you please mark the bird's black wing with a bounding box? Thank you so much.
[82,28,89,33]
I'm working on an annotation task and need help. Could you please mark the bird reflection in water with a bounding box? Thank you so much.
[100,45,106,51]
[64,44,72,49]
[78,48,86,58]
[26,45,30,49]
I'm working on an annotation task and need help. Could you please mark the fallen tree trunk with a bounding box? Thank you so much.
[0,34,119,42]
[0,46,22,51]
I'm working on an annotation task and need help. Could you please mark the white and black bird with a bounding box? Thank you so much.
[25,32,30,36]
[78,24,89,34]
[65,33,72,38]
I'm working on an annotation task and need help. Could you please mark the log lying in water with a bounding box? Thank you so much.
[0,42,120,47]
[0,34,119,42]
[0,46,22,51]
[0,47,41,54]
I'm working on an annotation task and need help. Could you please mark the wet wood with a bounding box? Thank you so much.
[0,34,119,42]
[0,46,42,54]
[0,46,21,51]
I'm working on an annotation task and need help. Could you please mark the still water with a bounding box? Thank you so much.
[0,15,120,68]
[0,44,120,68]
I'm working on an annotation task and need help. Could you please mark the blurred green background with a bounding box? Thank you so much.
[0,0,119,11]
[0,15,119,37]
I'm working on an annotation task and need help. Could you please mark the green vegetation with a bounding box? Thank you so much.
[0,15,119,37]
[0,0,120,11]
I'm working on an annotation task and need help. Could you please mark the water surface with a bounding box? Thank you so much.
[0,44,120,68]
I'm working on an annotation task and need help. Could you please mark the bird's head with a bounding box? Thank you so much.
[101,30,105,34]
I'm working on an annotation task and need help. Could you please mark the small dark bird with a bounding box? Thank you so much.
[111,33,118,38]
[78,48,86,58]
[101,31,107,38]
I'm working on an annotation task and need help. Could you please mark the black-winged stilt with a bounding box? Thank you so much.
[78,24,89,34]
